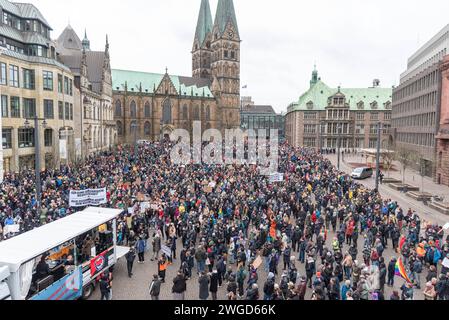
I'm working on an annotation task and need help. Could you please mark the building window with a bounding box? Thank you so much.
[44,100,54,119]
[1,95,8,118]
[69,79,73,96]
[0,62,6,85]
[58,101,64,120]
[70,104,73,120]
[231,51,235,59]
[2,129,12,149]
[163,99,172,124]
[9,65,19,87]
[194,105,200,120]
[43,71,53,91]
[182,104,188,120]
[144,101,151,118]
[384,112,391,121]
[304,112,317,120]
[18,128,35,148]
[115,100,122,117]
[224,50,228,58]
[117,121,123,136]
[44,129,53,147]
[356,112,364,121]
[371,112,379,121]
[144,121,151,136]
[65,102,70,120]
[22,98,36,118]
[10,97,20,118]
[58,74,63,93]
[64,76,69,94]
[206,105,211,121]
[22,68,35,90]
[130,100,137,118]
[369,138,377,148]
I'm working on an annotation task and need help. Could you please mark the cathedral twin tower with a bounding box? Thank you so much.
[192,0,241,129]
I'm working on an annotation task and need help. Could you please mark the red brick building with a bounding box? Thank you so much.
[436,55,449,186]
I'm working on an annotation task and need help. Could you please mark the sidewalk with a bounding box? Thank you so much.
[341,153,449,199]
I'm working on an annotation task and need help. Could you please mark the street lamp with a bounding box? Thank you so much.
[24,117,47,209]
[375,121,383,191]
[319,122,326,153]
[337,123,342,170]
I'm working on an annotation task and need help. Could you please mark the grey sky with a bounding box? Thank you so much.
[27,0,449,113]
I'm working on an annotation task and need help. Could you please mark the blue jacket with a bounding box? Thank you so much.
[136,239,146,253]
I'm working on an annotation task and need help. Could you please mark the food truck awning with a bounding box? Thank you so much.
[0,207,122,273]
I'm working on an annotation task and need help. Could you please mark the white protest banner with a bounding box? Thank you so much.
[140,202,150,213]
[69,188,107,207]
[3,224,20,235]
[161,245,171,257]
[443,258,449,269]
[59,139,67,160]
[269,172,284,183]
[444,223,449,231]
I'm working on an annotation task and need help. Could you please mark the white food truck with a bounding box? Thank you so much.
[0,207,129,300]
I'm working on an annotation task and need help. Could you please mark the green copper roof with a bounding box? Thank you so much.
[288,80,393,113]
[194,0,213,46]
[214,0,239,37]
[112,69,214,98]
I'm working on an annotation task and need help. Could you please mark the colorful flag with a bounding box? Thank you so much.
[399,236,406,251]
[90,251,108,276]
[395,257,412,284]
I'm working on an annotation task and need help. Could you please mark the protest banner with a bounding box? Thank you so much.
[161,245,171,257]
[69,188,107,207]
[269,172,284,183]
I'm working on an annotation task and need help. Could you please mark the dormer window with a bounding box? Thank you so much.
[384,101,392,109]
[306,101,314,110]
[357,101,364,109]
[371,101,378,109]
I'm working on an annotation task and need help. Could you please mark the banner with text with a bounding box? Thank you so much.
[69,188,107,207]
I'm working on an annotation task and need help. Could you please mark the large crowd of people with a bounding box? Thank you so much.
[0,140,448,300]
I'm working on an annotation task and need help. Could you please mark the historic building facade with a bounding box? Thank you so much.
[56,26,116,159]
[286,67,392,150]
[436,55,449,186]
[392,24,449,178]
[0,0,76,174]
[113,0,241,144]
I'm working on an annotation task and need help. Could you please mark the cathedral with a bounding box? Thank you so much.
[112,0,241,143]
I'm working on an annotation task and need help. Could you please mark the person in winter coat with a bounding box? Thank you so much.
[149,274,161,300]
[387,258,396,287]
[305,256,316,288]
[151,232,161,261]
[125,247,136,277]
[172,271,187,300]
[341,280,352,300]
[263,272,275,300]
[99,273,111,300]
[246,283,259,300]
[136,235,147,263]
[210,269,220,300]
[198,272,210,300]
[423,281,437,300]
[227,274,238,300]
[297,276,307,300]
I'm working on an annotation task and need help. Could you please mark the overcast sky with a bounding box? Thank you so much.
[27,0,449,113]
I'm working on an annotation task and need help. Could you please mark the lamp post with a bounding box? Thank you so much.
[337,123,342,170]
[375,121,383,191]
[24,117,47,209]
[319,122,326,153]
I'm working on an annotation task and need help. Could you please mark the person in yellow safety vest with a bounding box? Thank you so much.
[332,238,340,252]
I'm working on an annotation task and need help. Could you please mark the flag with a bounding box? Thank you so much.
[399,236,406,251]
[395,257,412,284]
[90,251,108,276]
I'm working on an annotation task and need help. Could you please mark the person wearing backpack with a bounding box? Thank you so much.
[125,247,136,278]
[149,274,161,300]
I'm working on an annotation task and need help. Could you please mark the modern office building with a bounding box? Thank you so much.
[240,101,285,140]
[0,0,76,173]
[392,24,449,178]
[286,67,392,150]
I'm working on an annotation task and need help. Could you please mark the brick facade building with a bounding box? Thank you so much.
[436,55,449,186]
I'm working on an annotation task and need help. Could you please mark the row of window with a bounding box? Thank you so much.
[392,91,438,116]
[0,62,73,95]
[0,95,73,120]
[396,133,436,147]
[392,112,437,128]
[2,12,50,38]
[2,127,54,149]
[116,121,152,137]
[115,100,212,121]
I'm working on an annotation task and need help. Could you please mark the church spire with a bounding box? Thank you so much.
[82,29,90,51]
[214,0,239,38]
[194,0,213,47]
[310,64,319,87]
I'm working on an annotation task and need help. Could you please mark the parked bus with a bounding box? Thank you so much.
[0,207,129,300]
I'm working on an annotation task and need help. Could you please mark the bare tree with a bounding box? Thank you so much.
[397,148,417,184]
[382,151,395,178]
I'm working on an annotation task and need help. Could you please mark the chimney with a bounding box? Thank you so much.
[373,79,380,87]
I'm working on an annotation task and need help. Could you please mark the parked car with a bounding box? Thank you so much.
[351,167,373,180]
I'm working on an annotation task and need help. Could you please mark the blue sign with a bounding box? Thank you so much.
[31,266,83,301]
